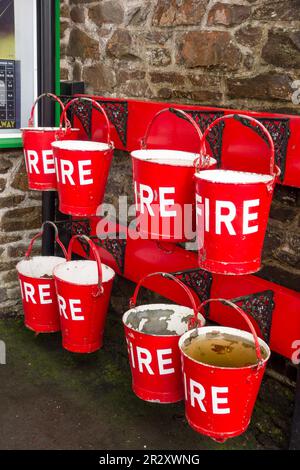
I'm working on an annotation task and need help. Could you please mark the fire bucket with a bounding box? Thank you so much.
[179,298,270,442]
[53,235,115,353]
[122,272,205,403]
[52,97,114,216]
[131,108,216,242]
[21,93,80,191]
[195,114,280,275]
[16,221,67,333]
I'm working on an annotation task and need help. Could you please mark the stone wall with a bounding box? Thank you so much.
[0,151,42,317]
[60,0,300,114]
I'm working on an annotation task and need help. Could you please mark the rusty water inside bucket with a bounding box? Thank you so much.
[124,303,196,336]
[182,328,268,368]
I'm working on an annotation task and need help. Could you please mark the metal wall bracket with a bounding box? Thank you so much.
[229,290,275,344]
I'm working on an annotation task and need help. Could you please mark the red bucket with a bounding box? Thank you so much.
[179,298,270,442]
[52,97,114,216]
[122,272,205,403]
[195,114,280,275]
[131,108,216,242]
[53,235,115,353]
[16,221,67,333]
[21,93,80,191]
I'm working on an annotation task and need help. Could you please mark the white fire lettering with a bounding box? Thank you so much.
[184,374,230,415]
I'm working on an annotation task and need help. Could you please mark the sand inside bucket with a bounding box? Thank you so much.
[53,260,115,285]
[131,149,216,168]
[16,256,65,279]
[194,169,273,184]
[123,304,202,336]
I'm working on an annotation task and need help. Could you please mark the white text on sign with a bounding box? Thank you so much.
[55,158,93,185]
[25,150,55,175]
[134,182,176,217]
[57,295,84,321]
[196,195,260,235]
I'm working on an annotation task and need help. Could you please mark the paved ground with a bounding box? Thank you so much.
[0,280,295,450]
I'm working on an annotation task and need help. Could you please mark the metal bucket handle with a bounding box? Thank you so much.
[28,93,71,129]
[140,107,210,169]
[194,298,264,365]
[199,113,279,177]
[129,271,201,323]
[25,221,67,259]
[58,97,114,148]
[67,235,104,297]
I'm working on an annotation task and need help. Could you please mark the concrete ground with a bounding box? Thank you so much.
[0,278,295,450]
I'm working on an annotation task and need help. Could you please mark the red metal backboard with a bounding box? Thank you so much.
[72,95,300,188]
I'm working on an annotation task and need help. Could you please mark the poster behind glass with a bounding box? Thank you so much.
[0,0,37,143]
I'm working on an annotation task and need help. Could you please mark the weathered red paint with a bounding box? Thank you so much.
[195,114,279,275]
[123,272,204,403]
[52,97,114,216]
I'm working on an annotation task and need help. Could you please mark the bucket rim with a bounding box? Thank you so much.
[16,255,66,279]
[122,303,205,338]
[179,325,270,370]
[51,140,111,152]
[131,149,217,168]
[21,127,80,132]
[194,168,274,184]
[53,259,115,286]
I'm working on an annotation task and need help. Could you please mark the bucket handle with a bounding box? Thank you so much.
[25,221,68,259]
[195,298,264,365]
[140,108,210,169]
[28,93,71,129]
[67,235,104,297]
[199,113,279,177]
[129,271,202,323]
[58,97,114,148]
